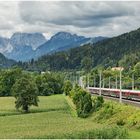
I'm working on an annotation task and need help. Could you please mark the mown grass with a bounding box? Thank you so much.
[0,95,139,138]
[0,95,103,139]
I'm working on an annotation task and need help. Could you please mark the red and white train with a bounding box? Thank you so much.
[87,87,140,101]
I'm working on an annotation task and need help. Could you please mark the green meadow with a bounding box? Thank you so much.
[0,94,140,139]
[0,95,101,138]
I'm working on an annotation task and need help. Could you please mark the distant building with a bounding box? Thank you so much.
[41,72,45,74]
[111,67,124,71]
[41,71,51,74]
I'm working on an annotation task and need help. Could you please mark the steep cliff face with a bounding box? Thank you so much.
[10,32,47,50]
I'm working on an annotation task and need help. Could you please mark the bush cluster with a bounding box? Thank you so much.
[69,84,93,118]
[36,72,64,96]
[116,119,125,126]
[93,96,104,111]
[63,82,105,118]
[63,80,73,96]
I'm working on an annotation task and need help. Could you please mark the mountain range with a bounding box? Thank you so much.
[20,27,140,71]
[0,32,107,61]
[1,27,140,70]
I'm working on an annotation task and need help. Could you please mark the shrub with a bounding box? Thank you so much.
[97,96,104,104]
[42,83,54,96]
[96,102,115,121]
[117,119,125,126]
[70,84,81,98]
[93,96,104,111]
[72,87,92,118]
[63,80,73,96]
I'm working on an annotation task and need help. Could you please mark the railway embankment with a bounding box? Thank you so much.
[92,98,140,138]
[92,99,140,127]
[66,95,140,138]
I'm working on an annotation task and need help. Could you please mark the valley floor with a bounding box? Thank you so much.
[0,95,101,138]
[0,95,140,138]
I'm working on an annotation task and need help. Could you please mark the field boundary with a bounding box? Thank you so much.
[65,96,77,117]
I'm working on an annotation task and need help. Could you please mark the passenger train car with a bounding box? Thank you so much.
[87,87,140,101]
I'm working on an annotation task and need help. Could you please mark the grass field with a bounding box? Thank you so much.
[0,95,103,139]
[0,95,140,138]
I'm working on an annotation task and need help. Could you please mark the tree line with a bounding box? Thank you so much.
[0,68,65,112]
[0,68,64,97]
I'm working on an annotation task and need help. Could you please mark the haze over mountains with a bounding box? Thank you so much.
[0,32,107,61]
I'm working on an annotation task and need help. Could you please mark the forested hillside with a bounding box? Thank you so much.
[17,28,140,71]
[0,53,15,68]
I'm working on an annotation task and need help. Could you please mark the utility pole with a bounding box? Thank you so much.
[78,73,80,86]
[116,75,118,89]
[80,76,82,88]
[87,74,90,87]
[109,77,110,88]
[83,77,85,88]
[132,73,134,90]
[119,69,122,103]
[94,77,96,87]
[99,71,102,96]
[76,75,77,84]
[102,79,105,88]
[72,73,75,88]
[79,76,83,88]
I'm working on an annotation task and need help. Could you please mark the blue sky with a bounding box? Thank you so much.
[0,1,140,38]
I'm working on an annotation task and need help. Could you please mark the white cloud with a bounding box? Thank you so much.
[0,1,140,38]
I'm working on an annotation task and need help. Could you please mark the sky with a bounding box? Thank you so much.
[0,1,140,39]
